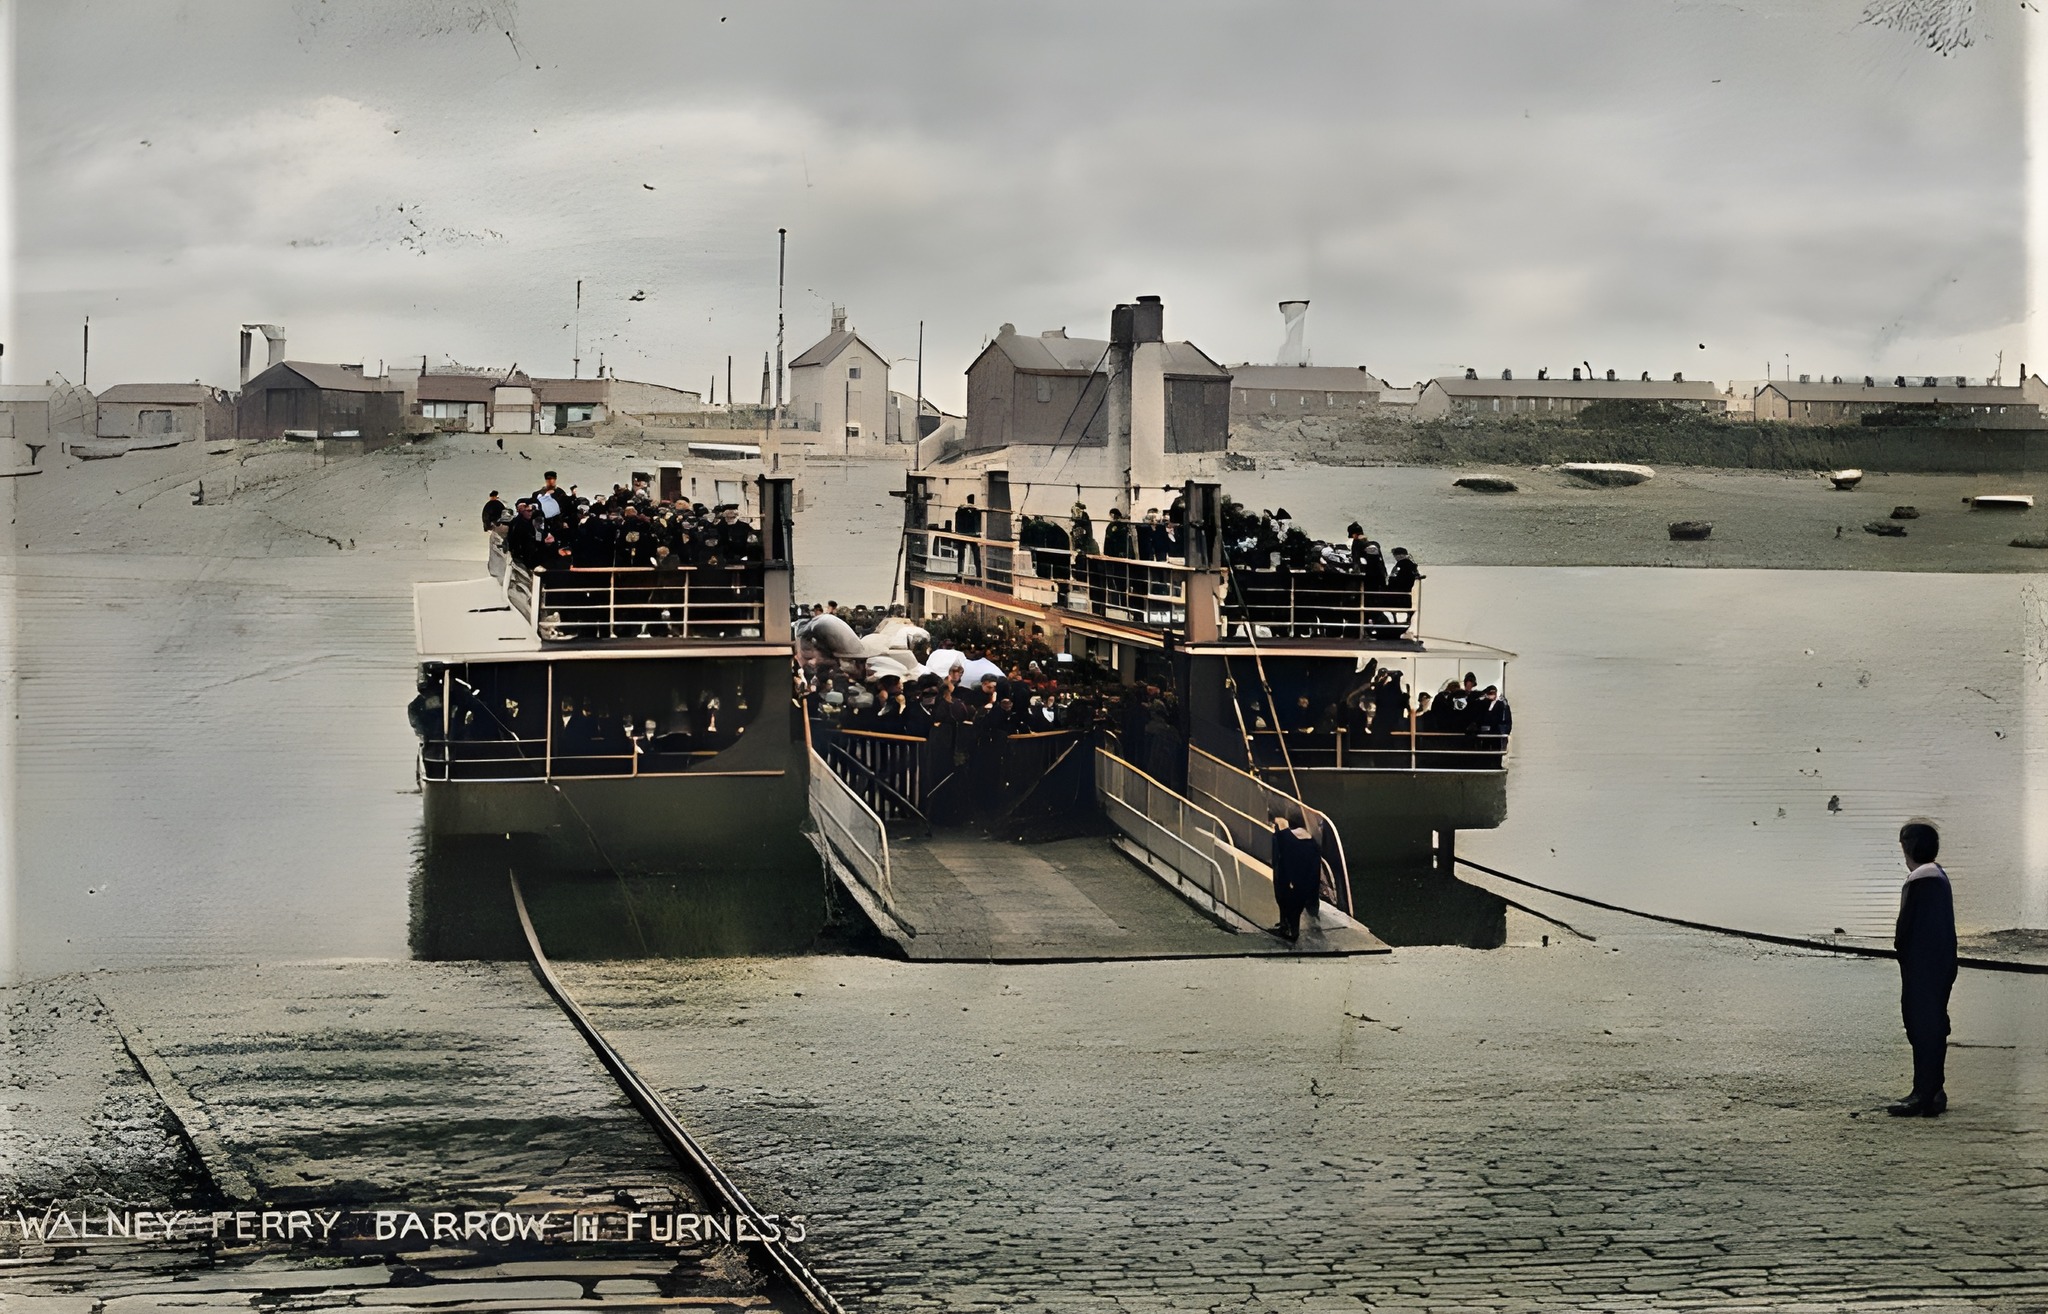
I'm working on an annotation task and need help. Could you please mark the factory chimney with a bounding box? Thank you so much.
[239,323,285,385]
[1276,300,1309,366]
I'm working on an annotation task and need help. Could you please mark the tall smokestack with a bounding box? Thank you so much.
[1107,302,1136,514]
[1277,300,1310,366]
[240,329,253,386]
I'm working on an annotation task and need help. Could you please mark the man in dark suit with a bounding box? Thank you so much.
[1890,820,1957,1117]
[1268,810,1322,943]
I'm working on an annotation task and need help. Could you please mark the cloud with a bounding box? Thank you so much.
[9,0,2026,403]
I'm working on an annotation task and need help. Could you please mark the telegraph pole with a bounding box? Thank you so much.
[573,279,583,380]
[774,228,787,420]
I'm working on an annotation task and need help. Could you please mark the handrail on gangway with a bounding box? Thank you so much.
[806,746,914,940]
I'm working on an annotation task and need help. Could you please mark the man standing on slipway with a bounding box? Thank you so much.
[1890,820,1957,1118]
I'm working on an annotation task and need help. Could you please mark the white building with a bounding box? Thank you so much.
[785,309,892,456]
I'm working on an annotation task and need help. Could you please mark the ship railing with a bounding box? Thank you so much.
[1244,727,1509,772]
[420,736,729,782]
[1058,554,1196,629]
[530,564,768,641]
[1222,574,1421,642]
[905,528,1016,593]
[807,745,899,918]
[829,729,926,819]
[1186,747,1353,918]
[1095,748,1279,931]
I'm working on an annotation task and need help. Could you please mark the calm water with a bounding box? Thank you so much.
[10,485,2043,975]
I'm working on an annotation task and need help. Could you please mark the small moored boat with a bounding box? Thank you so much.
[1969,494,2035,511]
[1668,521,1712,541]
[1559,462,1654,487]
[1829,469,1863,490]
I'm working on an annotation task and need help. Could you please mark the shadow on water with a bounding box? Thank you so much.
[407,826,894,961]
[1346,866,1510,949]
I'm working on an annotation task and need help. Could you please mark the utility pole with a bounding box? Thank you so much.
[774,229,787,421]
[573,279,583,380]
[726,355,733,410]
[916,319,924,429]
[81,316,90,387]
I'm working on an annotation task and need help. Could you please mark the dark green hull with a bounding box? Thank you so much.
[417,703,824,958]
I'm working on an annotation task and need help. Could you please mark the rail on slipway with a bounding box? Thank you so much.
[508,874,847,1314]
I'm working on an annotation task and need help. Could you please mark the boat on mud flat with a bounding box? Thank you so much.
[1829,469,1864,490]
[880,472,1515,946]
[410,475,823,957]
[1968,494,2035,511]
[1668,521,1712,540]
[1559,462,1653,487]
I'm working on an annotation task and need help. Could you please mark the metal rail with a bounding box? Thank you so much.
[807,746,902,921]
[1095,749,1278,930]
[508,873,847,1314]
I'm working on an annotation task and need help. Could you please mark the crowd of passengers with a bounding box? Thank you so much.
[1245,663,1513,754]
[799,605,1191,784]
[483,472,762,573]
[408,667,748,775]
[944,494,1426,638]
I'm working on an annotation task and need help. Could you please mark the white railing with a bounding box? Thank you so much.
[807,746,903,928]
[1095,749,1279,930]
[1187,747,1353,917]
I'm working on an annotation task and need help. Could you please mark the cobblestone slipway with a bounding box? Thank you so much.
[562,894,2048,1313]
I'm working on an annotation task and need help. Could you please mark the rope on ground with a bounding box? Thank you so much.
[1454,857,2048,975]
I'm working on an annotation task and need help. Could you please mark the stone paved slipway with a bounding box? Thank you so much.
[560,898,2048,1312]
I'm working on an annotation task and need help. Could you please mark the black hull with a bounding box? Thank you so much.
[417,768,823,959]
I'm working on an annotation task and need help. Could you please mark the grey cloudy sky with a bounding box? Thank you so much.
[8,0,2029,409]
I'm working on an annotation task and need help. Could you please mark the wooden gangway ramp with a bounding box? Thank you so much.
[811,748,1385,963]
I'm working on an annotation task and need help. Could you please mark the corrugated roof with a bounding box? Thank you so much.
[1229,364,1379,392]
[991,331,1112,374]
[270,361,402,393]
[418,371,532,402]
[1429,376,1723,401]
[95,383,221,404]
[1157,341,1229,377]
[1759,381,2032,405]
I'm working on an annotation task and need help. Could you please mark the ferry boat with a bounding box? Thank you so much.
[884,471,1514,932]
[409,476,820,956]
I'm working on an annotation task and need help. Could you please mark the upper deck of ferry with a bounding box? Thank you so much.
[414,477,797,664]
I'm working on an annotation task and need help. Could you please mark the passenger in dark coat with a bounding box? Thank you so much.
[1890,821,1958,1117]
[1268,812,1322,942]
[480,492,505,533]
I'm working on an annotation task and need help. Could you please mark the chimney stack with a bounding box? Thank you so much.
[1107,302,1137,514]
[830,305,846,335]
[1130,295,1164,345]
[1276,300,1309,366]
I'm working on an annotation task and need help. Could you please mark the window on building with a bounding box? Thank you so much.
[420,401,468,421]
[812,402,823,423]
[1325,393,1334,406]
[137,409,179,435]
[848,366,862,380]
[1492,398,1501,412]
[1035,378,1052,404]
[1269,392,1277,406]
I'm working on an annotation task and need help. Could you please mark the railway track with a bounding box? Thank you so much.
[508,873,848,1314]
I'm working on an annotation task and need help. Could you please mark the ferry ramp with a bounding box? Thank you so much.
[808,747,1385,962]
